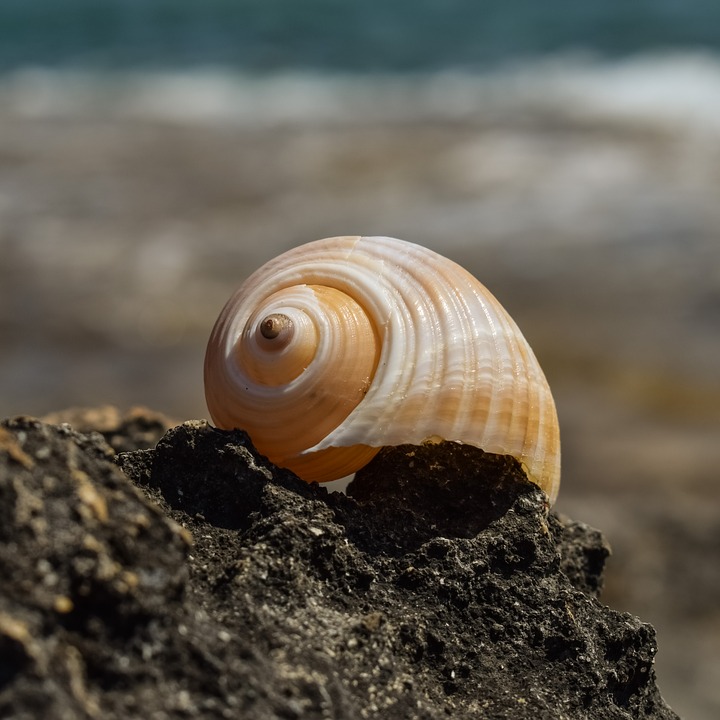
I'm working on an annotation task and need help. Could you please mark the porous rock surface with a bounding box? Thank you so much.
[0,412,679,719]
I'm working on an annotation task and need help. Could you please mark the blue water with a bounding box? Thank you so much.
[1,0,719,72]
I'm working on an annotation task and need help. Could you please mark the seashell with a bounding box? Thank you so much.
[204,236,561,504]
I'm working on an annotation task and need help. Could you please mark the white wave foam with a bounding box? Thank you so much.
[2,52,720,134]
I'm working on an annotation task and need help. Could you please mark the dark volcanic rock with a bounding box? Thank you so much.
[347,443,540,541]
[0,415,678,719]
[41,405,175,454]
[0,417,190,719]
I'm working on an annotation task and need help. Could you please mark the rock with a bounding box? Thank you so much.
[0,417,190,719]
[0,413,678,719]
[41,405,176,454]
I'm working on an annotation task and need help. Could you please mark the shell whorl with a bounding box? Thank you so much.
[204,235,561,503]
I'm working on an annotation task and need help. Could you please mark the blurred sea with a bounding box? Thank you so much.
[2,0,720,72]
[1,3,719,719]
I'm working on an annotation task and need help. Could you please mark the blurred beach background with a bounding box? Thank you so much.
[0,2,719,716]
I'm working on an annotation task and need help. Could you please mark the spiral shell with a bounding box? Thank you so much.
[204,236,560,503]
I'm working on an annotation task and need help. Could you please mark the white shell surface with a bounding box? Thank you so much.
[204,236,560,503]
